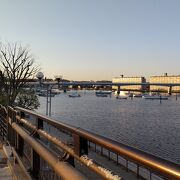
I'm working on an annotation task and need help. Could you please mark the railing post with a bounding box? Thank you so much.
[2,106,7,140]
[101,146,103,155]
[7,117,11,144]
[126,159,128,172]
[116,154,118,165]
[12,110,18,149]
[137,164,140,178]
[17,111,24,156]
[73,134,88,157]
[7,107,13,145]
[0,106,3,138]
[31,117,43,179]
[31,149,40,179]
[108,150,110,160]
[150,171,152,180]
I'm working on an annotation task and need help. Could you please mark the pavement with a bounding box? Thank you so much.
[0,142,29,180]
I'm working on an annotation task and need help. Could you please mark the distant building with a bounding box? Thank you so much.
[149,73,180,92]
[112,75,146,91]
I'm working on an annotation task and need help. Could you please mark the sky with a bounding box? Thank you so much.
[0,0,180,81]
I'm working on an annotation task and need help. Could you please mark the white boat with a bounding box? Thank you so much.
[69,92,81,97]
[95,91,112,96]
[133,94,142,98]
[116,96,127,99]
[114,91,128,99]
[142,95,168,100]
[51,89,61,95]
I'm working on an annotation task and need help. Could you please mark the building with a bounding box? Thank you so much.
[149,73,180,92]
[112,75,147,91]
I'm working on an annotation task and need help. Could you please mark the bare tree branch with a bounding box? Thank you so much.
[0,42,39,106]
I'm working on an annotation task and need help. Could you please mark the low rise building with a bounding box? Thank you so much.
[112,75,146,91]
[149,73,180,92]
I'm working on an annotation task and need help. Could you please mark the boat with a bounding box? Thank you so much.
[51,88,61,95]
[38,92,55,97]
[116,96,127,99]
[36,90,56,97]
[69,92,81,97]
[95,91,112,96]
[96,94,108,97]
[114,91,129,99]
[133,94,142,98]
[142,95,168,100]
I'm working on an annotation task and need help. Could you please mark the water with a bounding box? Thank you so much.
[36,91,180,164]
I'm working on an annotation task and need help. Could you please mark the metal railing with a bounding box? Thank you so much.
[0,105,179,180]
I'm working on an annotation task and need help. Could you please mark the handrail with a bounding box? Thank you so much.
[0,106,87,180]
[11,122,87,180]
[15,106,180,179]
[15,115,121,179]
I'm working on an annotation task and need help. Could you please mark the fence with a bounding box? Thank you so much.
[0,105,179,180]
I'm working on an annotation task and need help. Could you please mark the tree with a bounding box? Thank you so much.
[0,42,39,109]
[15,88,40,110]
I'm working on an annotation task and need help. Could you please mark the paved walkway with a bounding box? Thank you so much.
[0,142,28,180]
[0,144,13,180]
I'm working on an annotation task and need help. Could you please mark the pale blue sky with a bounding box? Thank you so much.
[0,0,180,80]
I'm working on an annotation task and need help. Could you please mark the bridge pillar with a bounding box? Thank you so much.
[117,86,120,96]
[168,86,172,95]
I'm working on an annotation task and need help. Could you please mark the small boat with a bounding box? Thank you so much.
[95,91,112,96]
[116,96,127,99]
[142,95,168,100]
[51,89,61,95]
[38,92,55,97]
[133,94,142,98]
[36,90,56,97]
[69,93,81,97]
[96,94,108,97]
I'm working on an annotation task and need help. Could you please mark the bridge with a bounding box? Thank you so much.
[0,105,179,179]
[29,81,180,95]
[29,81,180,87]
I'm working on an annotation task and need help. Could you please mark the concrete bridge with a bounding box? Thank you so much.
[0,105,179,179]
[29,81,180,87]
[29,81,180,94]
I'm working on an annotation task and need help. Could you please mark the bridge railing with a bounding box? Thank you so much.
[0,105,87,180]
[0,105,179,180]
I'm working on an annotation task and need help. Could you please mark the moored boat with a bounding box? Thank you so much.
[69,92,81,97]
[116,96,127,99]
[133,94,142,98]
[96,94,108,97]
[38,92,55,97]
[95,91,111,97]
[142,95,168,100]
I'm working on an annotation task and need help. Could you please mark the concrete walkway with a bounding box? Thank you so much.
[0,144,13,180]
[0,142,29,180]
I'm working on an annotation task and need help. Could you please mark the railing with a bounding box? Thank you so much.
[0,105,179,180]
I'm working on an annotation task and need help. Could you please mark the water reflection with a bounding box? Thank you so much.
[37,91,180,164]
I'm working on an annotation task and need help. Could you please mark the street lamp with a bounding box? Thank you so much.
[36,72,44,89]
[54,75,63,89]
[36,72,51,116]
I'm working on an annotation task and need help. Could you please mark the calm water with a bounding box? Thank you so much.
[37,91,180,164]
